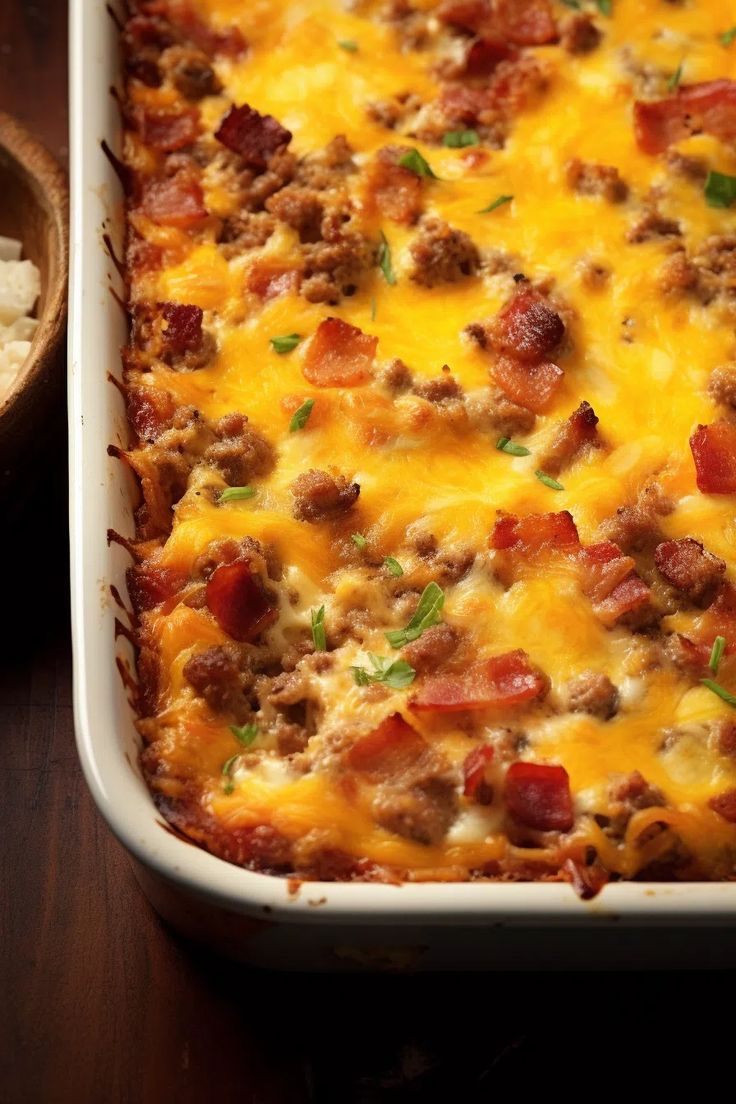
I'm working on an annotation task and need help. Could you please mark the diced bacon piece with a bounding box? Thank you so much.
[214,104,292,170]
[490,510,580,553]
[542,400,599,475]
[140,174,207,227]
[492,355,564,413]
[689,582,736,657]
[634,80,736,155]
[345,713,427,782]
[438,0,557,45]
[580,542,650,625]
[133,107,199,151]
[491,288,565,362]
[127,388,176,440]
[127,564,187,613]
[205,561,278,642]
[158,302,203,355]
[167,2,248,57]
[410,649,548,713]
[504,762,573,831]
[594,573,651,625]
[463,745,495,802]
[461,38,516,77]
[690,422,736,495]
[654,538,725,604]
[302,317,377,387]
[246,263,299,300]
[709,789,736,824]
[364,149,424,225]
[437,85,491,127]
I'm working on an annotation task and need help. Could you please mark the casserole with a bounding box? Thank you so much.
[69,0,736,968]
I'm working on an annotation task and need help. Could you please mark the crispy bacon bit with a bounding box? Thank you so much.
[491,288,565,362]
[302,317,377,387]
[463,745,495,803]
[364,147,424,225]
[127,564,187,613]
[140,174,207,227]
[504,762,573,832]
[346,713,426,782]
[580,542,650,626]
[158,302,203,355]
[246,263,299,300]
[410,649,548,713]
[689,582,736,658]
[205,561,277,642]
[654,538,726,605]
[127,388,176,441]
[541,400,599,476]
[461,38,516,77]
[133,106,199,151]
[709,789,736,823]
[492,355,564,413]
[438,0,558,45]
[214,104,292,170]
[634,80,736,155]
[690,422,736,495]
[490,510,580,553]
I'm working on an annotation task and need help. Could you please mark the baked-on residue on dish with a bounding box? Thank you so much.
[116,0,736,890]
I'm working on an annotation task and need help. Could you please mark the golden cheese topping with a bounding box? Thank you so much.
[120,0,736,887]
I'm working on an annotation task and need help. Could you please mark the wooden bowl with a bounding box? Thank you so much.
[0,112,68,483]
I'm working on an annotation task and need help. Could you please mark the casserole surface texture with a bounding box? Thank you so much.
[119,0,736,890]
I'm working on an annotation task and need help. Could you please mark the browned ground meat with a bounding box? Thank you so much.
[183,644,253,720]
[666,150,707,182]
[658,247,698,295]
[603,770,666,836]
[559,13,601,53]
[565,671,619,719]
[162,45,221,99]
[654,538,726,605]
[372,768,458,845]
[291,469,360,522]
[597,483,672,553]
[566,159,627,202]
[266,186,325,242]
[627,208,681,243]
[203,412,275,485]
[379,358,414,392]
[465,387,537,437]
[412,530,476,583]
[540,400,599,476]
[708,362,736,408]
[235,148,298,213]
[300,225,377,304]
[412,373,464,403]
[409,218,480,286]
[402,624,460,674]
[660,236,736,303]
[217,211,276,256]
[192,534,282,583]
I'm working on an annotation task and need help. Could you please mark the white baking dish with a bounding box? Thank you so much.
[68,0,736,969]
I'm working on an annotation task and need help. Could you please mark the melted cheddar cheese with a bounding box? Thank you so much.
[121,0,736,886]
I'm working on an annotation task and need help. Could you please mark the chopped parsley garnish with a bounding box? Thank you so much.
[219,485,256,503]
[384,556,404,577]
[443,129,479,148]
[701,678,736,709]
[385,581,444,649]
[398,148,440,179]
[289,398,314,432]
[270,333,301,354]
[337,39,358,51]
[229,723,259,747]
[705,170,736,209]
[478,194,513,214]
[352,532,368,550]
[311,605,327,651]
[720,27,736,47]
[378,231,397,286]
[351,653,416,689]
[667,60,684,92]
[595,0,612,15]
[535,470,564,491]
[497,436,531,457]
[221,753,239,793]
[710,636,727,676]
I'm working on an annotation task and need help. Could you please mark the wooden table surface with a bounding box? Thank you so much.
[0,4,731,1101]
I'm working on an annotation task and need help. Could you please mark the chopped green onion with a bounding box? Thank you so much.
[337,39,358,51]
[595,0,612,15]
[720,27,736,47]
[667,60,684,92]
[705,170,736,209]
[270,333,301,354]
[384,556,404,577]
[710,636,727,676]
[221,753,239,793]
[496,436,531,457]
[535,470,564,491]
[229,723,259,747]
[311,605,327,651]
[351,653,416,690]
[289,398,314,432]
[701,678,736,709]
[478,194,513,214]
[219,486,256,503]
[443,129,479,148]
[385,581,444,649]
[398,148,440,179]
[352,532,367,550]
[378,231,397,286]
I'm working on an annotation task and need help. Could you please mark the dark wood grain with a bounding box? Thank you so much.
[0,5,733,1103]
